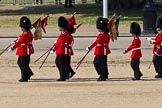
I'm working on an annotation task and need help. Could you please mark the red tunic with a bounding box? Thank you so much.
[153,33,162,56]
[53,31,69,55]
[126,37,142,58]
[12,31,34,56]
[89,32,111,55]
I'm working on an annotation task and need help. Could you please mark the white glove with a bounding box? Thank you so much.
[50,50,55,54]
[8,48,14,52]
[86,47,91,51]
[123,50,128,54]
[146,37,152,41]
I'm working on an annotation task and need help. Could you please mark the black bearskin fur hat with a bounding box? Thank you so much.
[130,22,141,36]
[19,16,31,30]
[156,15,162,28]
[96,17,109,33]
[58,16,68,30]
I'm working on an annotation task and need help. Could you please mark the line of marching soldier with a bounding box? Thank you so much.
[6,14,162,82]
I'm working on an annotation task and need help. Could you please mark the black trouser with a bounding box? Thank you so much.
[93,55,108,79]
[66,55,74,76]
[65,0,72,6]
[153,54,162,77]
[55,55,67,79]
[153,54,158,73]
[17,55,33,80]
[130,58,142,78]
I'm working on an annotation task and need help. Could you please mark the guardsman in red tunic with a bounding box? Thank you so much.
[150,15,162,78]
[51,16,69,81]
[123,22,143,80]
[86,17,110,81]
[8,16,34,82]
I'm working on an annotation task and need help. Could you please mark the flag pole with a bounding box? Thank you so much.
[39,50,51,69]
[76,50,91,70]
[34,47,52,63]
[0,39,17,56]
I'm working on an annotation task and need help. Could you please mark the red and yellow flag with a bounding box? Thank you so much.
[108,14,117,42]
[32,17,42,40]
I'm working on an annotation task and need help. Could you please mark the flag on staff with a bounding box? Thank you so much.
[32,17,42,40]
[108,14,117,42]
[68,13,77,27]
[41,16,49,33]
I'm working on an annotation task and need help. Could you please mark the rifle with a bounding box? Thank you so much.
[76,50,91,70]
[0,39,18,56]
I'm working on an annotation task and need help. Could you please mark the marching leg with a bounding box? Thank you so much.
[55,55,67,81]
[94,56,108,81]
[17,56,30,82]
[97,55,108,81]
[153,54,158,73]
[131,58,142,80]
[93,56,101,76]
[155,56,162,78]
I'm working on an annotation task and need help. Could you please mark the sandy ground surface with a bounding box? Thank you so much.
[0,37,162,108]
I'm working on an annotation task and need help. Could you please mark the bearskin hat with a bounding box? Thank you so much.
[156,15,162,28]
[130,22,141,36]
[19,16,31,30]
[96,17,109,33]
[58,16,68,30]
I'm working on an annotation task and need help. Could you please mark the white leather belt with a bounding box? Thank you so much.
[21,42,32,46]
[97,44,101,46]
[132,48,141,51]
